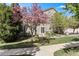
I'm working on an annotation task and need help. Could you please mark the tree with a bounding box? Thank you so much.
[11,3,23,39]
[12,3,22,23]
[21,3,48,36]
[31,3,48,35]
[51,12,69,34]
[0,3,15,42]
[20,7,33,35]
[0,3,23,42]
[68,17,78,30]
[65,3,79,20]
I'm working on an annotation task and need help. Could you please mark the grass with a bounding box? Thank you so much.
[0,35,79,49]
[54,47,79,56]
[0,37,39,49]
[49,36,78,44]
[0,38,5,44]
[37,36,79,46]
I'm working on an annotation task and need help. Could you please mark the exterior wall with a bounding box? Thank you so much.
[44,8,56,17]
[74,28,79,34]
[36,8,56,37]
[37,24,51,37]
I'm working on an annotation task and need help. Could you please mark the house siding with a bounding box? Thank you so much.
[37,24,51,37]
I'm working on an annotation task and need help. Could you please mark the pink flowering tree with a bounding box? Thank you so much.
[21,7,33,34]
[21,3,48,36]
[30,3,48,35]
[12,3,22,23]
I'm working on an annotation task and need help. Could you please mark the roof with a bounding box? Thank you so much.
[44,8,57,12]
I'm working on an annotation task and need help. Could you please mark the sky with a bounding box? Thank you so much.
[19,3,73,16]
[19,3,65,12]
[7,3,73,16]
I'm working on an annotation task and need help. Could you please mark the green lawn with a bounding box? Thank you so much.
[54,47,79,56]
[0,37,39,49]
[50,36,79,44]
[38,36,79,46]
[0,35,79,49]
[0,38,5,44]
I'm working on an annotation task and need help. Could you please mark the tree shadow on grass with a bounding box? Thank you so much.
[0,42,39,49]
[38,37,50,45]
[63,42,79,54]
[63,48,70,53]
[72,38,79,41]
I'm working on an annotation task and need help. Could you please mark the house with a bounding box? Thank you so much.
[64,28,79,35]
[22,7,79,36]
[64,28,74,35]
[36,8,56,37]
[24,8,57,37]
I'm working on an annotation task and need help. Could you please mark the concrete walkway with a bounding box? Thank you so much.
[50,34,79,39]
[0,41,79,56]
[35,41,79,56]
[0,47,40,56]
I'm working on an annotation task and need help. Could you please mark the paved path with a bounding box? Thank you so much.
[0,47,40,56]
[50,34,79,39]
[0,41,79,56]
[0,34,79,56]
[35,41,79,56]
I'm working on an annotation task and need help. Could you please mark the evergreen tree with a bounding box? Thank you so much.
[0,3,22,42]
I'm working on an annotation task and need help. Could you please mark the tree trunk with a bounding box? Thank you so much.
[30,27,33,36]
[23,25,26,35]
[73,28,75,34]
[35,26,37,35]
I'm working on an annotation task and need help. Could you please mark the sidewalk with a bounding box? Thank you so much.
[50,34,79,39]
[0,41,79,56]
[35,41,79,56]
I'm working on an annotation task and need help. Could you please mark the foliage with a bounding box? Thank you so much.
[0,3,23,42]
[9,3,24,41]
[0,4,14,42]
[0,3,48,42]
[45,31,54,38]
[21,3,48,35]
[65,3,79,19]
[68,17,78,29]
[12,3,22,23]
[51,12,69,34]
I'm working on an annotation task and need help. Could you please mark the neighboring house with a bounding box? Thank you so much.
[64,28,79,35]
[64,28,74,35]
[23,8,57,37]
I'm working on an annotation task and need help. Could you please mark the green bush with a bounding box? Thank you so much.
[0,38,5,44]
[0,4,22,42]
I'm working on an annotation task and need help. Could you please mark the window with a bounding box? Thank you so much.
[41,27,45,33]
